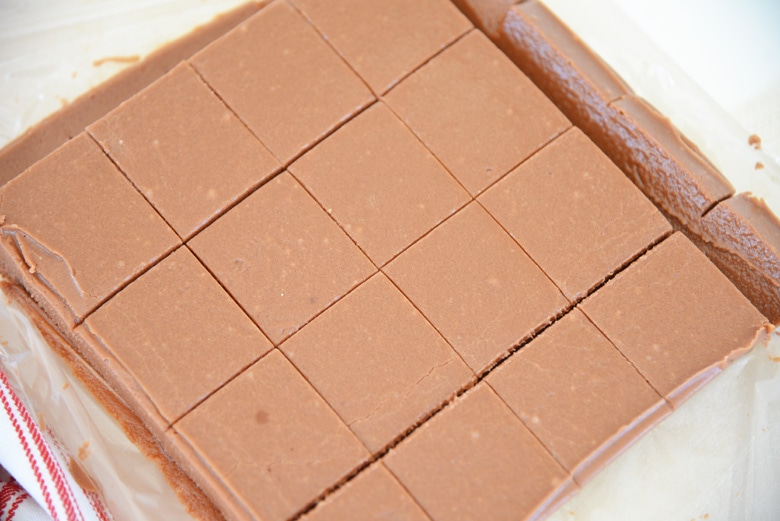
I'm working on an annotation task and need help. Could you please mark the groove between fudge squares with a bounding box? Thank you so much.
[287,234,673,520]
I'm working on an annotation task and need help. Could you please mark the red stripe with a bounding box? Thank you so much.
[0,478,25,509]
[0,370,85,520]
[0,379,58,520]
[6,491,27,521]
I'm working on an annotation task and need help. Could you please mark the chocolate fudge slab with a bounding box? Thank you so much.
[77,247,271,438]
[384,383,576,521]
[480,127,671,301]
[450,0,518,39]
[301,463,430,521]
[290,103,469,266]
[170,350,369,521]
[580,233,768,408]
[188,172,375,346]
[0,133,179,326]
[191,1,374,164]
[384,202,568,373]
[487,309,671,485]
[606,95,735,225]
[292,0,471,94]
[88,63,280,239]
[281,273,473,453]
[692,193,780,323]
[384,29,570,196]
[0,1,263,187]
[498,1,632,153]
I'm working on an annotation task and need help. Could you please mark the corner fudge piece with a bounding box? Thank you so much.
[281,273,473,453]
[384,383,576,521]
[292,0,471,94]
[498,0,631,153]
[384,202,568,373]
[384,30,570,196]
[0,133,179,326]
[89,63,280,239]
[487,309,671,485]
[450,0,518,39]
[290,102,469,266]
[301,463,430,521]
[191,0,374,163]
[580,233,768,407]
[605,96,734,225]
[480,127,671,301]
[169,350,369,521]
[77,247,271,438]
[0,1,263,187]
[691,193,780,323]
[189,172,375,345]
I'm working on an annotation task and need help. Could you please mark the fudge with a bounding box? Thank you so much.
[0,1,263,187]
[0,1,774,520]
[491,0,780,323]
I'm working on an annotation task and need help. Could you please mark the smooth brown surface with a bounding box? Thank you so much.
[385,202,568,373]
[173,350,368,521]
[451,0,518,39]
[290,103,469,266]
[693,193,780,323]
[191,1,374,163]
[606,96,734,225]
[581,233,768,407]
[480,127,671,301]
[487,309,671,485]
[89,63,279,239]
[385,383,576,521]
[281,273,472,453]
[189,172,375,345]
[80,247,270,431]
[498,1,631,153]
[292,0,471,94]
[0,133,179,322]
[384,30,570,196]
[0,1,263,187]
[302,463,430,521]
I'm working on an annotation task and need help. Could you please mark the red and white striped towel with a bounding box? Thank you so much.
[0,369,110,521]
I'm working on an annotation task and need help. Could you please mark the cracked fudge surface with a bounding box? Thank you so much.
[0,1,770,520]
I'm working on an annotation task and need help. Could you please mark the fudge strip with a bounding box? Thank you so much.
[0,1,772,520]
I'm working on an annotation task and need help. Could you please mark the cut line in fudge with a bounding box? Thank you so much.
[0,1,773,521]
[456,0,780,323]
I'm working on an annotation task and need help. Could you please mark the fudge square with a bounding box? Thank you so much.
[384,382,576,521]
[189,172,375,346]
[581,232,768,407]
[291,0,472,94]
[480,127,671,301]
[170,350,369,521]
[384,201,568,374]
[89,62,280,240]
[0,133,179,324]
[301,463,430,521]
[191,0,374,164]
[77,247,271,439]
[487,309,670,485]
[281,272,473,453]
[290,102,469,266]
[384,29,570,196]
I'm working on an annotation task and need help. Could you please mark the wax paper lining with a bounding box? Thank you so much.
[0,1,779,520]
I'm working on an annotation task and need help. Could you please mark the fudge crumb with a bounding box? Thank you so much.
[755,162,764,170]
[93,55,140,67]
[78,441,91,460]
[748,134,762,150]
